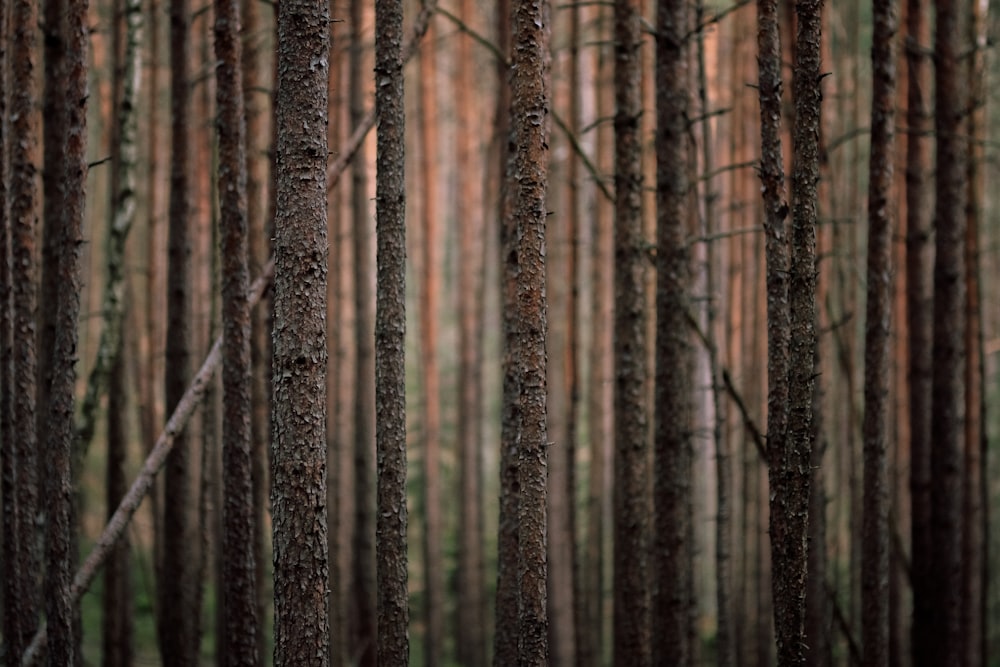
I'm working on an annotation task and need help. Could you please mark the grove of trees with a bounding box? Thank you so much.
[0,0,998,664]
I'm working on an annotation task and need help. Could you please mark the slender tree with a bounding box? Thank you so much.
[905,0,934,661]
[417,14,444,667]
[961,1,987,662]
[493,0,518,658]
[861,1,897,664]
[215,0,258,661]
[271,0,331,662]
[508,0,551,662]
[455,0,488,661]
[612,0,651,663]
[161,0,197,659]
[42,0,89,657]
[5,0,42,661]
[653,0,692,663]
[772,1,822,663]
[350,0,377,662]
[374,0,408,662]
[241,0,272,656]
[929,0,967,661]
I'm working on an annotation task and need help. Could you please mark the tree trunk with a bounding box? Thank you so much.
[0,0,13,654]
[374,0,408,662]
[416,16,444,667]
[215,0,258,660]
[779,1,822,663]
[612,0,651,663]
[42,0,88,657]
[350,0,377,661]
[241,0,272,658]
[861,1,898,664]
[271,0,331,661]
[455,0,488,661]
[5,0,42,660]
[929,0,967,661]
[961,1,987,663]
[653,0,693,664]
[161,0,197,660]
[509,0,551,663]
[493,0,518,658]
[904,0,933,661]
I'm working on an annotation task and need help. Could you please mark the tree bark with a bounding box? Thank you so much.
[5,0,42,660]
[961,2,986,663]
[612,0,650,664]
[509,0,551,662]
[42,0,89,657]
[215,0,258,661]
[861,1,898,664]
[904,0,933,661]
[374,0,409,662]
[0,0,13,655]
[349,0,377,662]
[271,0,331,662]
[929,0,967,662]
[161,0,197,660]
[653,0,692,663]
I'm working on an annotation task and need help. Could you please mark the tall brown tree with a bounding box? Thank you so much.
[350,0,377,662]
[0,4,10,656]
[861,1,898,664]
[374,0,408,662]
[612,0,651,663]
[271,0,331,662]
[929,0,967,662]
[161,0,198,660]
[416,15,444,667]
[508,0,551,662]
[961,1,987,662]
[905,0,934,661]
[455,0,488,661]
[215,0,258,661]
[778,1,822,664]
[5,0,42,661]
[493,0,518,659]
[653,0,692,663]
[42,0,89,657]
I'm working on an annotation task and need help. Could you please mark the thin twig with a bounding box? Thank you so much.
[552,109,614,203]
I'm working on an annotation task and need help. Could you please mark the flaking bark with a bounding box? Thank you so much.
[374,0,409,662]
[272,0,332,662]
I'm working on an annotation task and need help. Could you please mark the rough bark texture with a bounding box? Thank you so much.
[0,1,13,658]
[612,0,651,663]
[349,0,377,662]
[771,0,822,664]
[216,0,259,661]
[455,0,488,660]
[653,0,692,664]
[493,0,517,658]
[161,0,196,661]
[904,0,934,662]
[755,8,790,657]
[374,0,409,663]
[861,1,897,664]
[6,0,42,660]
[272,0,331,662]
[43,0,89,658]
[929,0,967,662]
[510,0,551,663]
